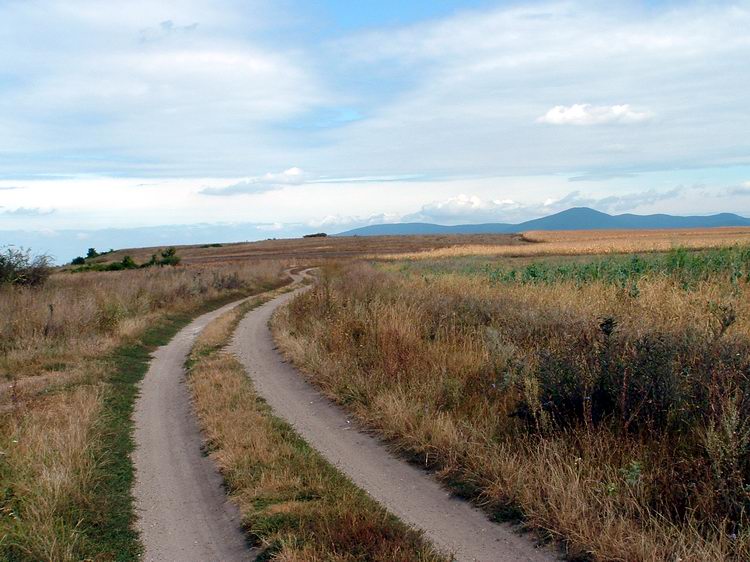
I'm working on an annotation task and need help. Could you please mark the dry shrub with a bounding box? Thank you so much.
[273,260,750,560]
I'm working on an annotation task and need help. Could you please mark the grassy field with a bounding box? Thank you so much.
[0,261,286,560]
[6,228,750,561]
[273,241,750,561]
[378,227,750,260]
[186,289,445,561]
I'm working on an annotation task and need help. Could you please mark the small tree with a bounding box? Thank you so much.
[159,247,181,266]
[86,248,99,259]
[71,256,86,265]
[0,247,53,286]
[121,256,137,269]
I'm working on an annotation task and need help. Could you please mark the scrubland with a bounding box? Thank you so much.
[186,290,444,561]
[273,245,750,561]
[1,262,284,560]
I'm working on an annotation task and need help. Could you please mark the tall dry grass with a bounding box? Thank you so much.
[0,387,102,560]
[1,262,283,404]
[1,261,286,560]
[273,258,750,561]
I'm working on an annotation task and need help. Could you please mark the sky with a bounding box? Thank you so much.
[2,0,750,261]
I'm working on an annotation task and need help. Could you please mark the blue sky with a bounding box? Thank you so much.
[1,0,750,260]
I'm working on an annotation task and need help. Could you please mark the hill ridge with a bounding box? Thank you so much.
[336,207,750,236]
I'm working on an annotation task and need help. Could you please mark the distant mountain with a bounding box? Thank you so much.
[336,207,750,236]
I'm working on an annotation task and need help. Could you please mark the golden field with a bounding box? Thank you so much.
[378,227,750,260]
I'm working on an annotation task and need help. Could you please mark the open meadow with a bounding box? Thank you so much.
[4,228,750,561]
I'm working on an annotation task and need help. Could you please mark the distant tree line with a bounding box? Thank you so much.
[70,247,181,272]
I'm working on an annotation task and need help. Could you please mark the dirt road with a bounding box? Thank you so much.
[229,273,556,562]
[132,297,255,562]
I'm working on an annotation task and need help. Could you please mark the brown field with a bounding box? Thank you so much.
[378,227,750,260]
[86,233,524,266]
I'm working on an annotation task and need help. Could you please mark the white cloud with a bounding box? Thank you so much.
[0,207,56,217]
[405,194,519,223]
[255,222,284,231]
[405,187,688,225]
[536,104,653,126]
[201,167,308,196]
[326,2,750,178]
[726,182,750,196]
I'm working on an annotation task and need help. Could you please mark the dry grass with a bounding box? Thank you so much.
[0,261,283,405]
[379,227,750,260]
[0,261,287,560]
[0,387,102,560]
[187,296,445,561]
[273,254,750,561]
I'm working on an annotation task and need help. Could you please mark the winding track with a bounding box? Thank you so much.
[229,271,556,562]
[132,296,256,562]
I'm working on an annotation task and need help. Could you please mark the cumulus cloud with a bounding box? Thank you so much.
[201,167,307,196]
[404,194,519,223]
[726,182,750,196]
[536,104,653,126]
[402,187,687,225]
[542,187,682,213]
[306,212,401,229]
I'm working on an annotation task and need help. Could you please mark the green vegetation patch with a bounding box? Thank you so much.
[397,245,750,290]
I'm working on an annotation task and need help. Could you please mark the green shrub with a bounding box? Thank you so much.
[159,247,181,266]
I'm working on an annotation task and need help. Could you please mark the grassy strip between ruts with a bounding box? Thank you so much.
[81,281,286,561]
[186,289,446,562]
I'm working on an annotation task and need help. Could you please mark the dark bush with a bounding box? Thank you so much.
[71,256,86,265]
[0,247,53,286]
[158,247,181,266]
